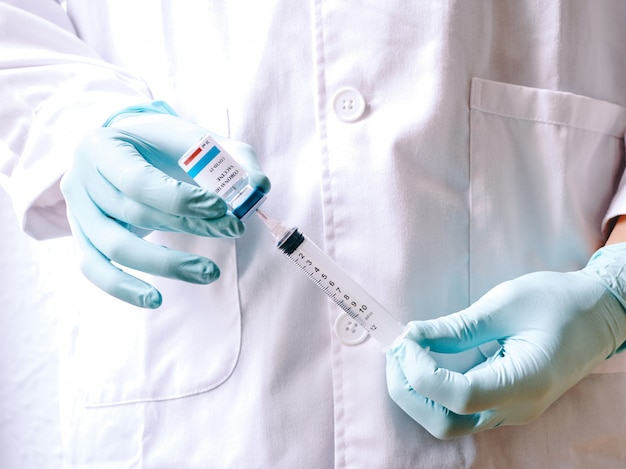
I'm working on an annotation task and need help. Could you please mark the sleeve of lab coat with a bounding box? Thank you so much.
[0,1,153,240]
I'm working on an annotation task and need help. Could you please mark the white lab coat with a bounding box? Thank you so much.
[2,0,626,467]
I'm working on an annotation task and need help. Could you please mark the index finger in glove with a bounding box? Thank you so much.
[92,173,243,237]
[402,296,509,355]
[79,129,227,219]
[391,335,552,417]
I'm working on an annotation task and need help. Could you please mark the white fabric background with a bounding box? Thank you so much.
[0,185,64,468]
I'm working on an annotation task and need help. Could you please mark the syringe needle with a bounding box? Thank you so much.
[256,209,289,241]
[255,208,273,224]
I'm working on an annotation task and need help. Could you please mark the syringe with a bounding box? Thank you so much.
[256,209,408,350]
[175,136,407,349]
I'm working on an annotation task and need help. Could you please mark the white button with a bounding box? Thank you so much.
[334,312,369,346]
[332,87,366,122]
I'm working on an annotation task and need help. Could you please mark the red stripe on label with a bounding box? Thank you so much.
[183,147,203,166]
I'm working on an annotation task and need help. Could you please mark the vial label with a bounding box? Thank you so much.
[178,135,245,199]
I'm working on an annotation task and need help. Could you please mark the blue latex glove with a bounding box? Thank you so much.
[386,243,626,439]
[60,101,270,308]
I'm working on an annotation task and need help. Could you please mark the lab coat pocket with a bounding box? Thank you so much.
[469,78,626,374]
[72,235,241,406]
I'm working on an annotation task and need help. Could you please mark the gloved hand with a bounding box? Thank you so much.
[60,101,270,308]
[386,243,626,439]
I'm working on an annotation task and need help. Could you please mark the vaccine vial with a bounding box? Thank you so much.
[178,135,267,220]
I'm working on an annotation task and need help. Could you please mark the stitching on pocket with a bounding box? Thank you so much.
[470,104,625,138]
[471,77,626,138]
[77,235,242,407]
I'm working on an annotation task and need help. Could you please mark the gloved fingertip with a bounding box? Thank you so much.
[141,288,163,309]
[200,262,220,283]
[235,221,246,237]
[387,337,408,357]
[176,257,221,284]
[398,321,422,342]
[254,174,272,194]
[224,218,246,238]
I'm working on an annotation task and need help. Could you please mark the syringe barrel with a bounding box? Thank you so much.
[276,228,406,349]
